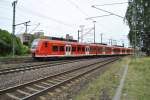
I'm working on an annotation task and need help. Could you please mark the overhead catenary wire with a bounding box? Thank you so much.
[17,6,76,28]
[1,0,76,35]
[1,0,129,35]
[92,5,124,19]
[91,2,129,19]
[65,0,89,17]
[0,6,31,22]
[0,0,81,28]
[86,14,113,20]
[1,0,77,29]
[29,23,40,33]
[83,27,94,36]
[94,2,128,6]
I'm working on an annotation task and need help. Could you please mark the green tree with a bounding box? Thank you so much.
[125,0,150,56]
[0,29,30,56]
[0,29,12,56]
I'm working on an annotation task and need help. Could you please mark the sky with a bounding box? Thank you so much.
[0,0,130,47]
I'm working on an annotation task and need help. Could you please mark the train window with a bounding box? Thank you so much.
[68,47,71,51]
[45,42,48,48]
[72,47,76,52]
[66,46,71,51]
[85,48,88,52]
[94,48,96,52]
[87,48,89,52]
[90,48,92,52]
[92,48,95,52]
[113,49,115,52]
[90,47,93,52]
[66,47,68,51]
[98,48,103,52]
[60,46,64,51]
[103,48,105,52]
[78,47,81,51]
[92,48,94,52]
[106,47,111,52]
[52,46,58,51]
[31,39,40,49]
[122,50,125,52]
[114,49,120,52]
[82,47,85,52]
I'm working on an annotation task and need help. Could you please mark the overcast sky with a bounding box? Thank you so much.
[0,0,130,46]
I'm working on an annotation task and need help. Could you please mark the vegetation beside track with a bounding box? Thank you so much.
[121,57,150,100]
[74,57,128,100]
[0,28,30,56]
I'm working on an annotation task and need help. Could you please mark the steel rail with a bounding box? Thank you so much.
[0,57,119,100]
[24,57,119,100]
[0,57,34,64]
[0,58,96,75]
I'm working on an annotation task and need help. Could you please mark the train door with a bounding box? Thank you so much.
[103,47,105,54]
[65,45,71,56]
[85,46,89,55]
[112,47,114,55]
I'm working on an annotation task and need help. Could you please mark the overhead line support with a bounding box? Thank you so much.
[91,5,124,19]
[12,0,17,57]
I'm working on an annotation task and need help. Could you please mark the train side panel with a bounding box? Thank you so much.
[31,39,134,58]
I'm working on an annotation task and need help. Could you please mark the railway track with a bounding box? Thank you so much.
[0,57,119,100]
[0,57,34,64]
[0,58,98,75]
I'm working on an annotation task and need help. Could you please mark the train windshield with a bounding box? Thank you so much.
[31,39,40,49]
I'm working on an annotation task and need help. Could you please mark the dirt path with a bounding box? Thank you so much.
[113,63,129,100]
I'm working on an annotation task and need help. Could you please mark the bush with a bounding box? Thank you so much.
[0,29,30,56]
[21,45,30,54]
[0,29,12,56]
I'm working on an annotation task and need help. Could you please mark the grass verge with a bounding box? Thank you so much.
[122,57,150,100]
[74,57,129,100]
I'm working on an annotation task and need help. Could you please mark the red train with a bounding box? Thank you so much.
[31,38,134,58]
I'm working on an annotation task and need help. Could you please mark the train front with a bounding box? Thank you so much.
[31,39,40,58]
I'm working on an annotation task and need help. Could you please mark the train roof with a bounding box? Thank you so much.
[43,36,78,42]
